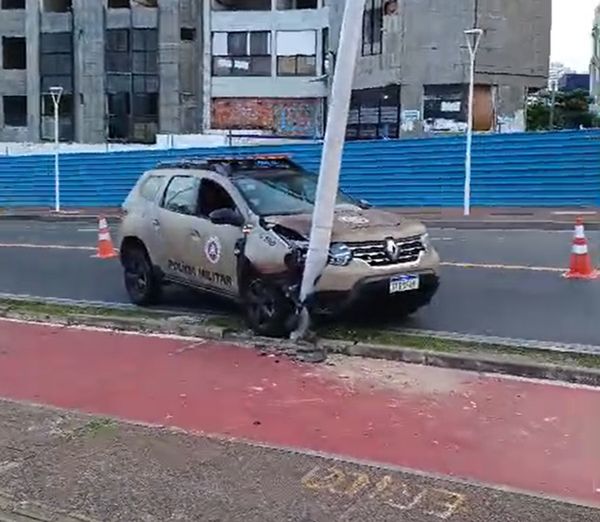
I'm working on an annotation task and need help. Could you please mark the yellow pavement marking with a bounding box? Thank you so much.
[301,465,465,519]
[441,261,564,273]
[0,242,95,251]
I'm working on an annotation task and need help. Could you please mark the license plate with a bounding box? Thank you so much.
[389,275,420,294]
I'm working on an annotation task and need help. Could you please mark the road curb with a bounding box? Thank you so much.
[1,299,599,386]
[321,339,600,386]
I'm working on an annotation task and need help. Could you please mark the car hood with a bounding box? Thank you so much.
[264,206,426,243]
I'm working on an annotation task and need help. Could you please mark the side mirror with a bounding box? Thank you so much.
[209,208,244,227]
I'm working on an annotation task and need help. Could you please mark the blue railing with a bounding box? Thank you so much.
[0,129,599,208]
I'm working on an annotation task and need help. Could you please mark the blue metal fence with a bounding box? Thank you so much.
[0,129,599,208]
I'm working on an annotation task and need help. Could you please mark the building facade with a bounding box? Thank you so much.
[0,0,202,144]
[330,0,552,137]
[0,0,551,143]
[591,4,600,107]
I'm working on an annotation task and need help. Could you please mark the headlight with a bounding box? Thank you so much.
[328,243,353,266]
[421,233,432,251]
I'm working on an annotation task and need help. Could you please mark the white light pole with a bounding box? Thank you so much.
[291,0,365,340]
[49,86,63,213]
[463,28,483,217]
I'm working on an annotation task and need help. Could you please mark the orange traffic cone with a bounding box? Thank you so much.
[93,216,117,259]
[563,217,599,280]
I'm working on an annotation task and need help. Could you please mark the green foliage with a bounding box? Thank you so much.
[527,89,599,131]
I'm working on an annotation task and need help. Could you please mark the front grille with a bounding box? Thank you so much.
[347,235,425,267]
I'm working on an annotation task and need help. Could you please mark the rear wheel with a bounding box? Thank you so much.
[121,244,162,306]
[243,277,296,337]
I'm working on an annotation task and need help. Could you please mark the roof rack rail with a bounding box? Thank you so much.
[155,154,299,176]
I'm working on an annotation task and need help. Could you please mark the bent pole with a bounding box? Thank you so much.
[292,0,365,340]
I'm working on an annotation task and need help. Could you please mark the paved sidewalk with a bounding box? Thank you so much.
[0,318,598,509]
[1,206,598,229]
[1,400,597,522]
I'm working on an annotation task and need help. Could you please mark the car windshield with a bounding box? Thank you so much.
[233,171,358,216]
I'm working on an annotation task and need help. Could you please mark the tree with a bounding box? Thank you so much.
[526,89,599,131]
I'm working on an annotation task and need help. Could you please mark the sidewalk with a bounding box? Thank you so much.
[0,317,598,509]
[0,206,598,229]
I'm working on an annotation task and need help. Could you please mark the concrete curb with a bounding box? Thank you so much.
[321,339,600,387]
[1,301,599,386]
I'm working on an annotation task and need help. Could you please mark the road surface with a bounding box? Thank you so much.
[0,220,598,346]
[0,318,598,520]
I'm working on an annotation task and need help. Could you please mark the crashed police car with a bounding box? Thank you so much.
[119,155,440,337]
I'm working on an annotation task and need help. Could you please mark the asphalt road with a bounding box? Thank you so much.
[0,220,598,346]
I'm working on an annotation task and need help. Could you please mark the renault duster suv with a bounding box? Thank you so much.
[119,155,440,337]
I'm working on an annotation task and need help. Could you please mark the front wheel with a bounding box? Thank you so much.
[243,277,296,337]
[122,245,162,306]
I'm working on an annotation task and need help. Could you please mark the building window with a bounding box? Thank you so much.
[106,28,159,143]
[3,96,27,127]
[181,27,196,41]
[322,28,330,75]
[40,32,73,92]
[39,31,74,141]
[211,0,270,10]
[346,85,400,140]
[362,0,383,56]
[276,0,317,9]
[2,0,25,9]
[212,31,271,76]
[276,30,316,76]
[423,84,470,132]
[2,37,26,69]
[42,0,72,12]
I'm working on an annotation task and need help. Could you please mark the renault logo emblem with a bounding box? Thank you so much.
[384,238,399,261]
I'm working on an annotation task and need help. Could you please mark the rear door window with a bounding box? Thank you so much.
[139,175,164,202]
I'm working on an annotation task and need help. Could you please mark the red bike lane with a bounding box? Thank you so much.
[0,318,598,507]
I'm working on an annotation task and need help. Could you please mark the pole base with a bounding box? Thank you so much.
[563,269,600,280]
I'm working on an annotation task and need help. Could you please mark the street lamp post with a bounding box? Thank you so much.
[291,0,365,340]
[49,86,63,213]
[549,79,558,130]
[463,28,483,217]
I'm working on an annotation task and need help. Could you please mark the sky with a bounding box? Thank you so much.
[551,0,597,72]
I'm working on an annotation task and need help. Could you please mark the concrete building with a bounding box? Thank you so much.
[591,4,600,107]
[329,0,552,137]
[0,0,551,143]
[558,73,590,93]
[0,0,201,144]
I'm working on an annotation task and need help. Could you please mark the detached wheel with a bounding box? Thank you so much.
[243,277,295,337]
[121,245,161,306]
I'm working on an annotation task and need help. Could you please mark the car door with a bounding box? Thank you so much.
[153,174,203,284]
[191,176,246,297]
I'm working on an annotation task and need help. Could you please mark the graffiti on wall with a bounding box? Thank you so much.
[211,98,322,137]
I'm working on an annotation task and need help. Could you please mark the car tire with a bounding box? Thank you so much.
[243,277,296,338]
[121,244,162,306]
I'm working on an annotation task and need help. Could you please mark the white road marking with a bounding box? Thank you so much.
[552,211,597,216]
[441,261,564,273]
[0,242,95,251]
[0,244,575,274]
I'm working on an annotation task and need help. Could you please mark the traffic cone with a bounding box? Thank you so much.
[563,217,599,280]
[93,216,117,259]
